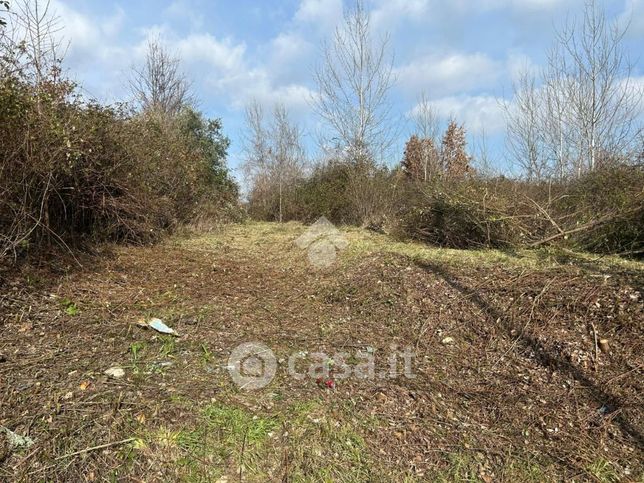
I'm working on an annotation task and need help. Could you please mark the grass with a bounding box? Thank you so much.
[587,459,620,483]
[60,297,80,316]
[2,220,641,482]
[174,220,644,274]
[158,336,177,358]
[133,400,377,482]
[342,224,643,272]
[129,341,146,363]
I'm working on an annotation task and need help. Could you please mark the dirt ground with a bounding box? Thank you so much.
[1,221,642,482]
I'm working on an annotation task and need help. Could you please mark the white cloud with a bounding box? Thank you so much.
[295,0,343,32]
[506,52,541,83]
[49,1,126,62]
[448,0,574,13]
[371,0,430,31]
[396,52,502,97]
[211,62,316,116]
[270,32,313,66]
[421,95,506,135]
[164,0,205,30]
[620,0,644,37]
[176,34,246,72]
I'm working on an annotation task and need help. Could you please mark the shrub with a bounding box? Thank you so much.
[555,165,644,254]
[394,166,643,255]
[291,161,399,226]
[394,180,523,249]
[0,72,238,264]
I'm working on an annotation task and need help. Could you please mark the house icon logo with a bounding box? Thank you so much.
[227,342,277,390]
[294,217,349,268]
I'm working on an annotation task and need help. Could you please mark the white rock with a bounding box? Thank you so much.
[441,337,455,345]
[105,367,125,379]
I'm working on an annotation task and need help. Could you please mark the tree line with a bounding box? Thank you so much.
[240,0,642,255]
[1,0,642,261]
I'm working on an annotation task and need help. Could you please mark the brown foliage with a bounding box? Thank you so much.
[441,121,471,179]
[395,165,644,254]
[402,135,439,181]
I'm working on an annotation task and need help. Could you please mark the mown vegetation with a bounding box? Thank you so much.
[1,222,642,481]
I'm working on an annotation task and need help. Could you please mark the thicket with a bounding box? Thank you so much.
[397,165,643,254]
[0,12,238,265]
[247,155,643,256]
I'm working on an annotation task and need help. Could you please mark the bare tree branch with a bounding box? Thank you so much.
[312,0,395,164]
[130,38,193,116]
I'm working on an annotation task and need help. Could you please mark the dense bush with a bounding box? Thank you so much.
[394,180,522,249]
[394,166,643,255]
[247,160,399,227]
[554,165,644,254]
[247,152,642,256]
[0,73,238,263]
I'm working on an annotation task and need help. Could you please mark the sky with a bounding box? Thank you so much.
[26,0,644,179]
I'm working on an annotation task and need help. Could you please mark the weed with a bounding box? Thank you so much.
[159,336,176,358]
[587,459,620,483]
[129,342,146,363]
[60,298,79,316]
[200,344,213,364]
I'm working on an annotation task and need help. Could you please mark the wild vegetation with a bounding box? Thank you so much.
[0,0,643,481]
[240,1,643,257]
[0,0,642,265]
[0,1,238,267]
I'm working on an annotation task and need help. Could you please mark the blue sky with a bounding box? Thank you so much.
[46,0,644,178]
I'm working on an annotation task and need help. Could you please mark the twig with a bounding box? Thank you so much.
[590,322,599,371]
[524,194,564,234]
[529,208,638,247]
[239,429,248,482]
[605,364,643,385]
[54,437,135,460]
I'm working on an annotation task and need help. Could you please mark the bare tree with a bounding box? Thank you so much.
[130,38,192,116]
[504,1,642,180]
[242,100,269,177]
[552,0,642,174]
[472,127,497,178]
[270,104,306,222]
[504,70,550,180]
[313,0,395,164]
[541,49,576,179]
[0,1,9,28]
[410,92,441,181]
[242,101,306,222]
[412,92,440,142]
[4,0,65,84]
[241,101,271,215]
